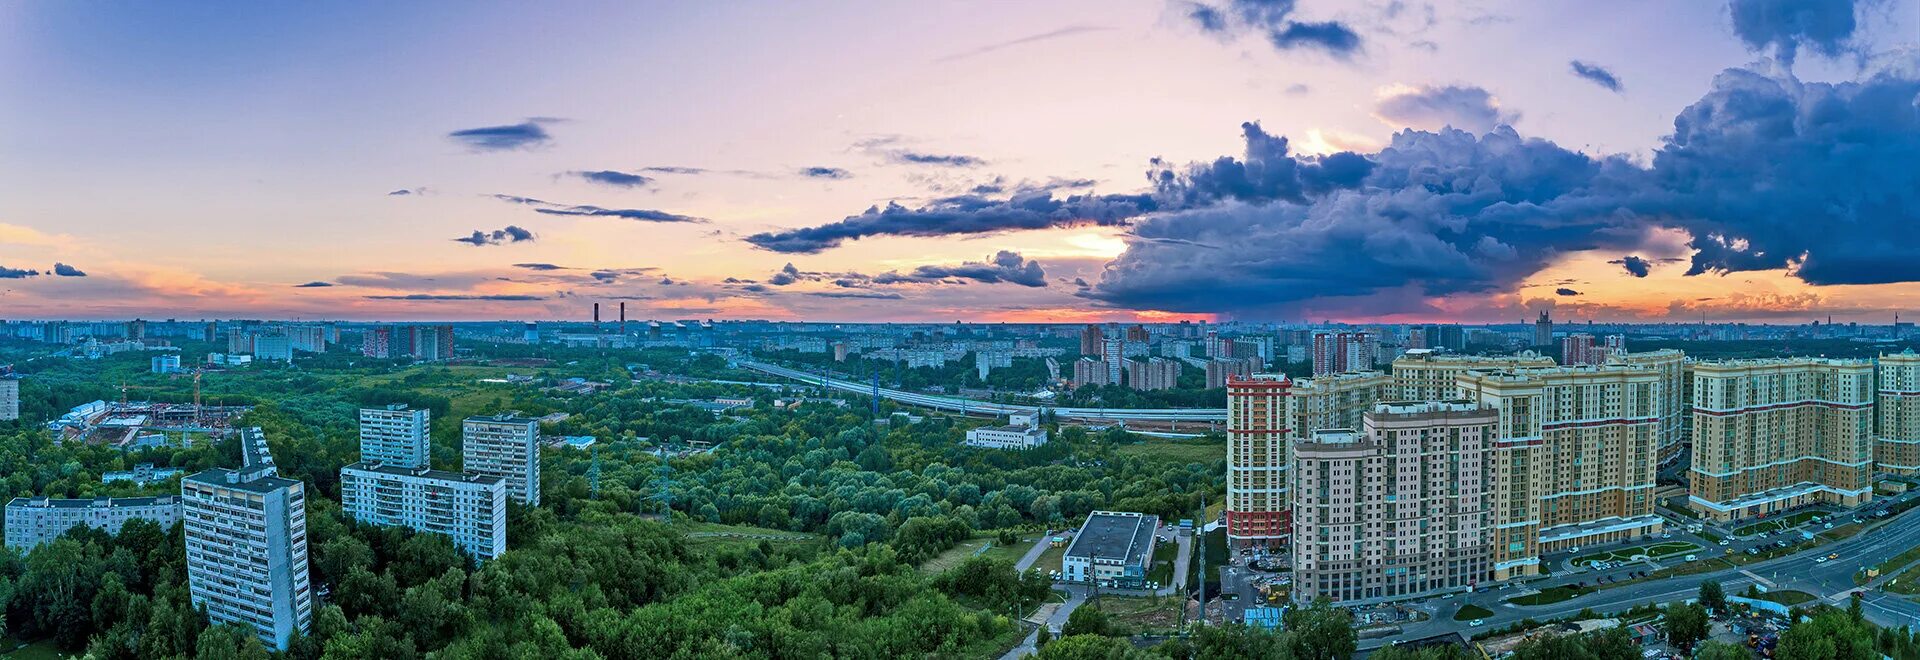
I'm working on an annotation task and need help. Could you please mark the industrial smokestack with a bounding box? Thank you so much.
[593,303,600,325]
[620,302,626,333]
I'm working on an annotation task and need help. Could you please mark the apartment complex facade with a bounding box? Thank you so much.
[1689,358,1873,521]
[0,375,16,421]
[1310,331,1376,376]
[1290,402,1496,605]
[339,463,508,560]
[1877,351,1920,475]
[1224,371,1391,547]
[1608,350,1689,460]
[182,428,313,651]
[359,404,431,469]
[1388,350,1555,402]
[1458,365,1663,579]
[4,495,182,550]
[462,415,541,506]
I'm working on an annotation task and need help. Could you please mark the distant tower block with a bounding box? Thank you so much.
[620,302,627,333]
[593,302,600,326]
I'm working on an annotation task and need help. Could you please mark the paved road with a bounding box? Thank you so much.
[1014,533,1057,572]
[1001,585,1091,659]
[1363,497,1920,649]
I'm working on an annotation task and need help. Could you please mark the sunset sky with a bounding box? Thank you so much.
[2,0,1918,323]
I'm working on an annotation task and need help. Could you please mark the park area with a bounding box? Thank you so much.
[1570,541,1699,566]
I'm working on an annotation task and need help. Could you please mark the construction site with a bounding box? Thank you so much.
[46,396,251,450]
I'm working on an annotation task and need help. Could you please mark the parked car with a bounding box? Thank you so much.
[1471,619,1486,627]
[1685,554,1698,561]
[1718,540,1731,546]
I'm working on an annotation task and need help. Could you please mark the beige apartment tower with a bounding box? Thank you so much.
[1689,359,1873,521]
[1878,351,1920,475]
[1389,350,1555,402]
[1608,349,1689,462]
[1290,402,1495,606]
[1458,365,1663,579]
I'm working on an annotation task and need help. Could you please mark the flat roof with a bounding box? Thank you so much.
[464,414,538,425]
[342,461,503,485]
[7,495,178,509]
[183,467,301,494]
[1065,511,1158,565]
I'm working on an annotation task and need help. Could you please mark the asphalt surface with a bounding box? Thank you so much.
[1360,496,1920,649]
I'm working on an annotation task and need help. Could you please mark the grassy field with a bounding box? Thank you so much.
[1570,541,1698,566]
[1100,594,1187,635]
[920,536,996,574]
[1887,566,1920,594]
[1032,543,1068,575]
[1454,604,1495,621]
[679,521,816,550]
[1147,539,1179,586]
[1116,440,1223,464]
[0,636,65,660]
[1508,584,1596,606]
[979,533,1043,567]
[1733,510,1823,536]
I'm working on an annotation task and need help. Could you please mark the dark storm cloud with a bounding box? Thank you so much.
[1613,256,1653,277]
[1183,0,1363,58]
[745,192,1158,253]
[569,170,654,188]
[872,251,1048,287]
[293,281,335,288]
[0,266,40,279]
[1728,0,1861,65]
[1151,121,1373,207]
[387,188,425,196]
[799,167,852,179]
[513,263,570,271]
[1373,84,1516,133]
[1569,60,1624,92]
[1084,58,1920,315]
[52,263,86,277]
[1556,288,1581,296]
[453,226,536,246]
[448,119,554,151]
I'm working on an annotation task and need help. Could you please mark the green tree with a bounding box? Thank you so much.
[1035,634,1146,659]
[1779,609,1878,660]
[1037,625,1052,648]
[1510,626,1638,660]
[1693,641,1750,660]
[1698,580,1727,616]
[1283,599,1356,660]
[1664,602,1710,654]
[1063,604,1114,637]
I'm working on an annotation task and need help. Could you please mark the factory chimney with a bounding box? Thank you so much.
[593,303,600,326]
[620,302,627,334]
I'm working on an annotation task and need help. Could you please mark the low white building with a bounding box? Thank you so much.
[1061,511,1160,588]
[964,422,1048,450]
[103,463,187,485]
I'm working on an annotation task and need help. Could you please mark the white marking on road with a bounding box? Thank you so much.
[1740,570,1775,589]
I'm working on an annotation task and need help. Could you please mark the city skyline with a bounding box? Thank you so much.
[3,1,1920,323]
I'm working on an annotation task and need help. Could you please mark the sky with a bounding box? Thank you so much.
[1,0,1918,324]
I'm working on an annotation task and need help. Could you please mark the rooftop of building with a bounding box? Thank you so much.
[1064,511,1159,564]
[7,495,178,509]
[464,413,539,425]
[183,467,303,494]
[341,461,504,484]
[1370,400,1481,415]
[1304,428,1361,444]
[1691,356,1874,369]
[1392,350,1553,365]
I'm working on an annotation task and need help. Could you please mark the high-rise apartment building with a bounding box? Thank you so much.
[1878,350,1920,475]
[1561,333,1607,366]
[361,327,394,358]
[182,428,313,650]
[252,333,293,361]
[1225,371,1392,548]
[1205,357,1258,389]
[1125,357,1181,391]
[1078,324,1103,356]
[1124,325,1149,343]
[1311,331,1376,376]
[5,495,182,550]
[1101,338,1124,384]
[1532,310,1553,346]
[1226,374,1292,545]
[462,415,541,506]
[1071,357,1115,388]
[0,375,17,421]
[359,405,431,469]
[1688,358,1873,521]
[1608,350,1689,460]
[1388,350,1555,402]
[1458,365,1663,579]
[339,463,508,561]
[1290,402,1496,605]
